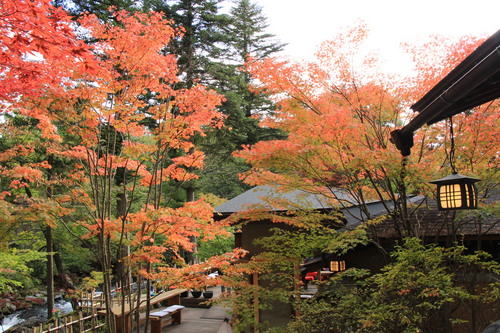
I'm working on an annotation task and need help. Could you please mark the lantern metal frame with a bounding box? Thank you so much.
[430,173,480,211]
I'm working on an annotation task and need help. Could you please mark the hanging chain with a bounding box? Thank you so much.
[396,155,411,237]
[400,156,407,182]
[399,156,408,208]
[449,117,458,174]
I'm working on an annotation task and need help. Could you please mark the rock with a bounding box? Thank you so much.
[6,301,17,312]
[0,299,8,313]
[4,317,45,333]
[25,296,45,306]
[483,320,500,333]
[0,299,17,313]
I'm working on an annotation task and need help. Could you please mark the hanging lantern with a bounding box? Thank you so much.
[430,173,480,211]
[330,260,346,272]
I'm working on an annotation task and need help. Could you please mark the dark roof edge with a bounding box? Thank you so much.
[391,29,500,156]
[411,29,500,118]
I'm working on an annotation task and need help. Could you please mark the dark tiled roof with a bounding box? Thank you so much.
[215,185,499,239]
[372,196,500,239]
[214,185,356,214]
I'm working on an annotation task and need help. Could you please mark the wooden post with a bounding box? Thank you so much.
[167,294,180,306]
[252,273,259,332]
[78,311,84,332]
[293,262,301,317]
[91,308,96,332]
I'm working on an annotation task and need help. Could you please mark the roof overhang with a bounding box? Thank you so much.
[391,29,500,156]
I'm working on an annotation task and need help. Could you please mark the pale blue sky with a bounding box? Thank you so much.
[252,0,499,72]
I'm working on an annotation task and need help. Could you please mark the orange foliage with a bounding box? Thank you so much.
[0,4,228,293]
[241,25,405,206]
[0,0,95,103]
[239,23,498,216]
[403,34,486,96]
[406,34,499,189]
[151,249,248,290]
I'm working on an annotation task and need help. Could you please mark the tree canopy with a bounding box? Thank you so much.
[0,1,245,330]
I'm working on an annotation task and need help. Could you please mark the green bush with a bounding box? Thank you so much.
[279,238,500,333]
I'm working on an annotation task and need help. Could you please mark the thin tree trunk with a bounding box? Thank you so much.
[142,263,152,333]
[116,190,132,301]
[54,245,75,290]
[46,154,55,320]
[101,232,116,333]
[185,186,197,264]
[45,226,54,320]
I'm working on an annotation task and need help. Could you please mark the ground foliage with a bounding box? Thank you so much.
[272,238,500,333]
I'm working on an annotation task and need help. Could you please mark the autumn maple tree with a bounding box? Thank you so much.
[236,24,413,234]
[404,35,500,191]
[0,0,94,104]
[1,1,245,332]
[237,23,499,238]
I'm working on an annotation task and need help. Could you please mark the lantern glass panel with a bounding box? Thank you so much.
[468,184,477,207]
[439,184,463,209]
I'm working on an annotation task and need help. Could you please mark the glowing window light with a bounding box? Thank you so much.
[330,260,346,272]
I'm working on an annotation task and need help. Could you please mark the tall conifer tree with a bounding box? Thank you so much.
[54,0,287,199]
[198,0,287,198]
[53,0,139,20]
[147,0,230,89]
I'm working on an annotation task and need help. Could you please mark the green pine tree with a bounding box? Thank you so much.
[53,0,140,20]
[146,0,231,88]
[198,0,287,198]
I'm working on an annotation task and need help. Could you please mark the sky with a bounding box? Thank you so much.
[251,0,499,73]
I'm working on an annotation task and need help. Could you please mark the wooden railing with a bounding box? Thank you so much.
[28,289,185,333]
[30,309,105,333]
[77,291,125,311]
[29,290,115,333]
